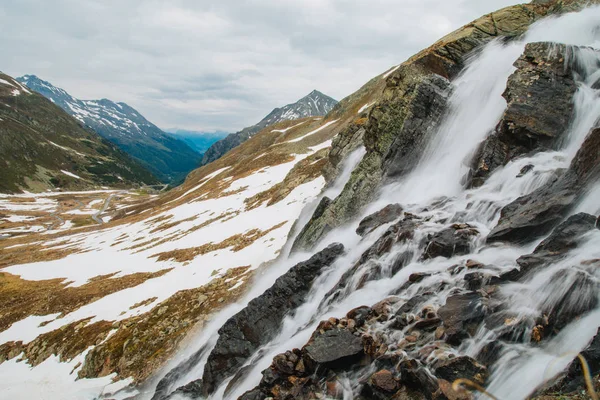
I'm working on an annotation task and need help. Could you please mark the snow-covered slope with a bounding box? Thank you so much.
[17,75,201,184]
[0,113,356,399]
[201,90,338,166]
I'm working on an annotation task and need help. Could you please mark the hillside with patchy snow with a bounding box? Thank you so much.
[17,75,201,184]
[0,76,380,396]
[0,72,158,193]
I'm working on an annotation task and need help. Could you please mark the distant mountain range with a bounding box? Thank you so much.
[201,89,338,166]
[0,72,158,193]
[17,75,201,184]
[166,129,228,155]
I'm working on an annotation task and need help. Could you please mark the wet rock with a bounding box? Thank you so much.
[562,328,600,392]
[516,164,534,178]
[545,269,599,334]
[200,243,344,395]
[438,292,488,345]
[489,127,600,244]
[369,369,400,393]
[323,123,366,182]
[325,216,421,301]
[292,74,450,251]
[304,328,364,370]
[422,224,479,260]
[347,306,374,328]
[169,379,203,399]
[357,204,404,236]
[501,213,597,281]
[413,317,442,332]
[437,379,474,400]
[434,356,488,385]
[398,359,440,397]
[238,388,267,400]
[468,42,579,187]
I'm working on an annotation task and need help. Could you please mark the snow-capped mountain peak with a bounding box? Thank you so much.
[260,89,337,128]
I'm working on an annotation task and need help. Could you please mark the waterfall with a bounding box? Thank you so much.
[159,6,600,400]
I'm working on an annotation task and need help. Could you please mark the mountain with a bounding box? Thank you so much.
[0,72,158,193]
[166,129,228,155]
[17,75,201,184]
[201,89,338,166]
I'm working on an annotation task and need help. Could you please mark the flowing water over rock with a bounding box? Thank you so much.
[152,6,600,400]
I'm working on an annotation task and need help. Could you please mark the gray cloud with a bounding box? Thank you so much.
[0,0,522,131]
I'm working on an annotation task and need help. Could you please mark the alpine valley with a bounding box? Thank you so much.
[1,1,600,400]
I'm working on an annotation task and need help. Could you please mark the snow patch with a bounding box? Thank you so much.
[61,170,83,180]
[286,119,339,143]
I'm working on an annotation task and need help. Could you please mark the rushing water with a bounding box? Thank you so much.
[157,6,600,400]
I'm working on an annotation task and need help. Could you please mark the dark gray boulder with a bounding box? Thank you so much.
[422,224,479,260]
[304,328,365,369]
[179,243,344,396]
[501,213,598,281]
[489,127,600,243]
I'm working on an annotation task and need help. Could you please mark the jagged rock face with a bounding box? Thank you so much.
[488,127,600,243]
[241,212,599,400]
[323,122,366,182]
[165,243,345,397]
[291,2,577,252]
[201,90,338,166]
[469,42,580,187]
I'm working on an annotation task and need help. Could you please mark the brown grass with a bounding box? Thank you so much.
[152,221,287,263]
[0,268,172,333]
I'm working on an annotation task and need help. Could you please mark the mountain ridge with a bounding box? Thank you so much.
[0,72,159,193]
[200,89,338,166]
[16,75,201,184]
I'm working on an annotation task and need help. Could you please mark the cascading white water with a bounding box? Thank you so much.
[146,146,367,399]
[163,6,600,400]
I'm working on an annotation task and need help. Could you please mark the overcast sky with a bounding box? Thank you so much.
[1,0,522,133]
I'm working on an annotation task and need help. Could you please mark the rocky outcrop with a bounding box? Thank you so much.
[323,122,367,182]
[191,243,344,396]
[488,127,600,243]
[291,0,597,251]
[293,73,450,251]
[469,42,579,187]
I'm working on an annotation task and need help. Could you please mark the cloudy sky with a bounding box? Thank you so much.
[1,0,522,133]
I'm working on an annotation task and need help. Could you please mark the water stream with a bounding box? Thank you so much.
[160,6,600,400]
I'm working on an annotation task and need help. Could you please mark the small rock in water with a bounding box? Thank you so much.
[434,356,488,385]
[356,204,404,236]
[516,164,534,178]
